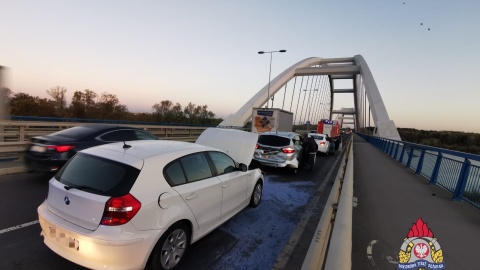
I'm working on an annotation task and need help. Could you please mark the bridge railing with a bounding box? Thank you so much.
[357,133,480,209]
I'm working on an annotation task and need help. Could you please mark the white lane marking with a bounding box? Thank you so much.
[0,220,39,235]
[367,239,378,268]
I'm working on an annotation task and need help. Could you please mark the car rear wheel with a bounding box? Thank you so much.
[147,222,190,270]
[288,167,298,174]
[249,180,263,208]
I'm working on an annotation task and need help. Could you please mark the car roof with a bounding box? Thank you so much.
[77,124,141,131]
[309,133,329,137]
[259,131,300,138]
[44,124,146,140]
[83,140,214,161]
[82,128,257,166]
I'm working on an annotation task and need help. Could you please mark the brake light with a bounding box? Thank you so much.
[320,142,326,146]
[100,194,141,226]
[282,147,295,154]
[255,144,259,149]
[46,145,75,153]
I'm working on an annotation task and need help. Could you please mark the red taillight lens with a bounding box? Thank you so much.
[255,144,259,149]
[320,142,326,146]
[100,194,141,226]
[46,145,75,153]
[282,147,295,154]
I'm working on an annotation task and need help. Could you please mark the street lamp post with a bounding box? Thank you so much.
[258,50,286,109]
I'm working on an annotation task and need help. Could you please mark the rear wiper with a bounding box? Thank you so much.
[64,184,105,193]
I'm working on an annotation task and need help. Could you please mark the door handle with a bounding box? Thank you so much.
[222,183,230,188]
[186,193,199,200]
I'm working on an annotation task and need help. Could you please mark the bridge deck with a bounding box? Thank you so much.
[352,134,480,269]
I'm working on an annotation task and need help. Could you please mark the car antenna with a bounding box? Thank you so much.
[123,141,132,149]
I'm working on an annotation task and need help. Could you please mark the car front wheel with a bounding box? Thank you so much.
[249,180,263,208]
[147,222,190,270]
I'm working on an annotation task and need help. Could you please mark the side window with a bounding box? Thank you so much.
[208,151,236,175]
[134,130,157,140]
[294,135,302,146]
[164,161,187,186]
[180,153,213,182]
[100,130,136,141]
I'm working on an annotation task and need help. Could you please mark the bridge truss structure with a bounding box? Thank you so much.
[219,55,401,140]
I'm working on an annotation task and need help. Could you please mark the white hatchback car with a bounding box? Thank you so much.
[37,128,264,270]
[308,133,330,155]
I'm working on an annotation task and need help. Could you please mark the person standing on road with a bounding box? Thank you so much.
[302,134,318,170]
[334,136,342,150]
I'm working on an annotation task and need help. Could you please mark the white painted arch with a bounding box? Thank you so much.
[219,55,401,140]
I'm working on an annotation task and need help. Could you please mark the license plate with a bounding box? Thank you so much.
[30,145,46,153]
[44,220,79,250]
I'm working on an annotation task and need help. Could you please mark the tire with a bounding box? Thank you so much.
[249,180,263,208]
[147,223,190,270]
[288,167,298,175]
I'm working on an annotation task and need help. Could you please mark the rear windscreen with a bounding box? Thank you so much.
[257,135,290,147]
[54,152,140,196]
[49,126,96,139]
[310,135,324,140]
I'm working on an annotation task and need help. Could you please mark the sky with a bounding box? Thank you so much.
[1,0,479,133]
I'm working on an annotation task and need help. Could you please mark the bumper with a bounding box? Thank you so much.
[24,157,66,173]
[317,145,329,154]
[38,202,162,270]
[253,158,299,169]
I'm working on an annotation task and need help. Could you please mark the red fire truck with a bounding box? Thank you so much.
[317,119,339,137]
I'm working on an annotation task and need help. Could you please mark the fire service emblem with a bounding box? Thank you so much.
[398,218,445,269]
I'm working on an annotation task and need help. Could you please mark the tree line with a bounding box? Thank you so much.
[1,86,222,126]
[398,128,480,155]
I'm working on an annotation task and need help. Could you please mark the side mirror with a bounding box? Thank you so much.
[238,163,248,172]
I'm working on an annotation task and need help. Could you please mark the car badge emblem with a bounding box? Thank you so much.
[64,196,70,205]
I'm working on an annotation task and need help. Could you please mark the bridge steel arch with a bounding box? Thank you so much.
[219,55,401,140]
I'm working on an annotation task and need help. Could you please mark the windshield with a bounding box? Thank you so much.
[54,152,140,196]
[257,135,290,147]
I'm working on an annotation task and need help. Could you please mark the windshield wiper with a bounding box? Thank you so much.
[64,184,105,193]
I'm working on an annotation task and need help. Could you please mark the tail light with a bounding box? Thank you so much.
[101,194,141,226]
[320,142,326,146]
[46,145,75,153]
[255,144,259,149]
[282,147,295,154]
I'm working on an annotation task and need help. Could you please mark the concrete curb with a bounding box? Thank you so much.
[0,166,27,176]
[0,160,27,176]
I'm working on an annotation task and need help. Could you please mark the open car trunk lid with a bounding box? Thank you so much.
[195,128,258,165]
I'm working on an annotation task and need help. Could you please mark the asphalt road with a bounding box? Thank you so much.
[0,136,349,270]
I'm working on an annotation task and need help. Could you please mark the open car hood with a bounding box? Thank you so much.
[196,128,258,165]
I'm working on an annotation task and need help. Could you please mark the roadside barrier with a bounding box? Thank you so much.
[301,137,354,270]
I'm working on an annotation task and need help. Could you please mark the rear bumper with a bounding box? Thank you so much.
[24,155,67,173]
[317,145,329,154]
[24,151,69,172]
[38,202,161,270]
[253,158,299,169]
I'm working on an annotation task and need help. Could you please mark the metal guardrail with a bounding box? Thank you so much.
[0,121,207,159]
[357,133,480,209]
[302,137,354,270]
